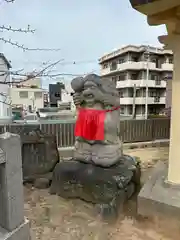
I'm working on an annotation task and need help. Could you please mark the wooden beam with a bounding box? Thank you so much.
[166,21,180,35]
[134,0,180,16]
[158,32,180,50]
[147,7,178,25]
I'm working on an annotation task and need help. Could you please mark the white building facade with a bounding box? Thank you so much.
[99,45,173,119]
[10,77,44,111]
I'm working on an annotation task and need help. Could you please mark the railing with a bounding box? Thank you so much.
[0,118,170,147]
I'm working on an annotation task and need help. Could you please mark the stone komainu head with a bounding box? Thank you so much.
[71,74,119,107]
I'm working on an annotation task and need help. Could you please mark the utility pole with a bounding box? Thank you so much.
[132,84,136,119]
[145,46,150,119]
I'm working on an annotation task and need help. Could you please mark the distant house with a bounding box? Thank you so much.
[10,76,44,111]
[49,82,65,107]
[0,54,12,123]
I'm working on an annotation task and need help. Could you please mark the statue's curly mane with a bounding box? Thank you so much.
[83,74,118,97]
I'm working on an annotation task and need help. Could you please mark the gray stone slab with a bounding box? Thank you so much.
[0,132,31,240]
[0,219,30,240]
[0,133,24,231]
[138,161,180,218]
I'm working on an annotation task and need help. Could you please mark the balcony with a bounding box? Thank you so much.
[120,96,166,105]
[101,61,169,76]
[116,79,166,88]
[161,63,173,71]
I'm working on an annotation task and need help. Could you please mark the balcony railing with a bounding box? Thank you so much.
[120,96,165,105]
[116,79,166,88]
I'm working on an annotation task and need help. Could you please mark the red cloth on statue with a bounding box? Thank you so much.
[75,106,120,141]
[75,108,105,140]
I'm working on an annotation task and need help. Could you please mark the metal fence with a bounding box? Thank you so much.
[0,118,170,147]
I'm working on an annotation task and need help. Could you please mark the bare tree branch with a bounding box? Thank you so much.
[0,1,60,51]
[0,37,61,51]
[0,25,35,33]
[4,0,15,3]
[0,59,65,84]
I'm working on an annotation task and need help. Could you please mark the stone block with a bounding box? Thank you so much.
[20,129,59,183]
[138,161,180,218]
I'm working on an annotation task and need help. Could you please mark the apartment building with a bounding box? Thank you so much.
[99,45,173,118]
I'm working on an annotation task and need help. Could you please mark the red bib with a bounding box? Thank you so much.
[75,106,120,141]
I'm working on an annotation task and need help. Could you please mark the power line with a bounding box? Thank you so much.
[9,59,97,66]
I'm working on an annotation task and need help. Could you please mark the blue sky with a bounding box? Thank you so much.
[1,0,166,87]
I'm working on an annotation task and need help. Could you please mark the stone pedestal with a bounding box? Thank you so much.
[0,133,31,240]
[50,155,141,220]
[138,161,180,218]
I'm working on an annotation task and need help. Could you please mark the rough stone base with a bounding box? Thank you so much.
[138,161,180,218]
[0,219,30,240]
[50,155,141,220]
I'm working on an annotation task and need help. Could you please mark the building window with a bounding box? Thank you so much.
[139,72,144,79]
[136,89,142,97]
[169,58,173,64]
[155,79,161,85]
[34,92,42,99]
[55,92,61,98]
[118,74,126,81]
[112,76,117,84]
[129,106,133,115]
[103,63,108,69]
[19,91,28,98]
[118,58,125,64]
[120,106,125,114]
[151,74,158,81]
[149,90,160,97]
[119,90,124,98]
[131,56,139,62]
[130,73,139,80]
[110,61,117,71]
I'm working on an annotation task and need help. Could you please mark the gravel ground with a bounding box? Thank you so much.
[24,147,180,240]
